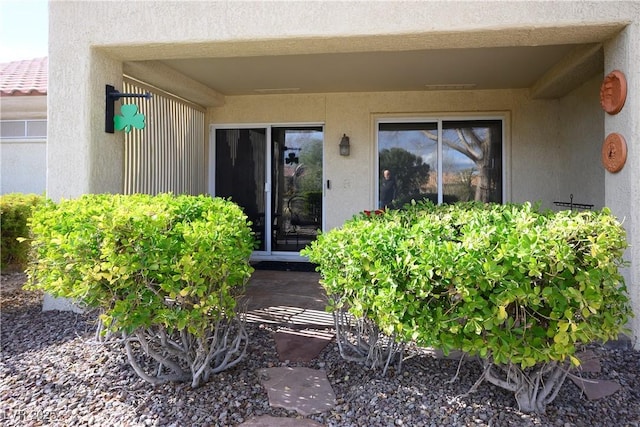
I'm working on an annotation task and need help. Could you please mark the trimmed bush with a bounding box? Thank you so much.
[302,201,632,413]
[0,193,44,271]
[25,194,255,387]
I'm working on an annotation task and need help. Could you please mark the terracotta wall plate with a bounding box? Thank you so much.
[601,133,627,173]
[600,70,627,115]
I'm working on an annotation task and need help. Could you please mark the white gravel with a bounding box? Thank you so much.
[2,272,639,427]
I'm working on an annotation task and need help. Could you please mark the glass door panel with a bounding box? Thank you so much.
[442,120,502,203]
[214,128,267,250]
[378,122,438,208]
[271,127,323,252]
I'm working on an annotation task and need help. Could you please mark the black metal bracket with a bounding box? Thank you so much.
[105,84,152,133]
[554,194,594,211]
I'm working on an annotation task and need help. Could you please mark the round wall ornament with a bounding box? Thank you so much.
[601,133,627,173]
[599,70,627,115]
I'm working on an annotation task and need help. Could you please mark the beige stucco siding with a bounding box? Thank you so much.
[0,96,47,195]
[557,75,606,210]
[50,1,631,57]
[604,23,640,344]
[48,0,638,204]
[0,141,46,194]
[0,97,47,120]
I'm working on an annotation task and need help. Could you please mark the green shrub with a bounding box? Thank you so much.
[0,193,44,270]
[25,193,255,387]
[303,201,632,412]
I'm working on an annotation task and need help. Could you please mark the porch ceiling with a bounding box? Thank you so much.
[119,25,614,105]
[161,44,581,91]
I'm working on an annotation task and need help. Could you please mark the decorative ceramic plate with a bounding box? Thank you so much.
[600,70,627,115]
[601,133,627,173]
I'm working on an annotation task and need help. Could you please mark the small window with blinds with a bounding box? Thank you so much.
[0,120,47,139]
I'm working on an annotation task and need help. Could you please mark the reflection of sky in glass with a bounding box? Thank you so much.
[380,129,481,172]
[286,130,322,150]
[379,127,493,173]
[379,130,437,168]
[442,127,488,169]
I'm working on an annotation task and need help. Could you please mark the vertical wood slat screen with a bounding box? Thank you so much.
[122,78,206,196]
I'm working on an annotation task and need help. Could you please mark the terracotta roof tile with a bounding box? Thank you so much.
[0,57,48,96]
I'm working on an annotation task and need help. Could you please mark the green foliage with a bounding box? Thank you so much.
[302,201,632,369]
[298,138,323,193]
[25,194,255,336]
[0,193,44,270]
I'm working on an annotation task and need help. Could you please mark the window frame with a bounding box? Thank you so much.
[374,113,510,206]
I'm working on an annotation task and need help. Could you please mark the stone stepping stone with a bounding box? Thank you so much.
[239,415,324,426]
[572,349,600,373]
[274,328,334,362]
[258,367,336,416]
[568,349,620,400]
[569,376,621,400]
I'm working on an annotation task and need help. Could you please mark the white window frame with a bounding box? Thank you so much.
[0,119,47,140]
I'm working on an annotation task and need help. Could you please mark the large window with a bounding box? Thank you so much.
[378,118,503,208]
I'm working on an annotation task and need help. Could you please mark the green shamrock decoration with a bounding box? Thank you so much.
[114,104,145,133]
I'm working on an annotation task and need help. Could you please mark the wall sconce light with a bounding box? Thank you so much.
[339,134,350,156]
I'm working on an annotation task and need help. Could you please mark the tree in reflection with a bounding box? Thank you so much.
[379,147,431,208]
[422,124,501,203]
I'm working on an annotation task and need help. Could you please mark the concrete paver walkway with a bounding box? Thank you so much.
[240,270,338,425]
[243,270,333,328]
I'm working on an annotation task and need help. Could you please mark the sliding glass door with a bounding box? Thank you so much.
[212,125,323,256]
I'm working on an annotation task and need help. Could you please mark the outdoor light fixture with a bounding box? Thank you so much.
[339,134,350,156]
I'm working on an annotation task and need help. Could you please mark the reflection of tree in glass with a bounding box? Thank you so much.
[423,124,501,202]
[379,147,430,207]
[298,139,323,193]
[455,168,477,202]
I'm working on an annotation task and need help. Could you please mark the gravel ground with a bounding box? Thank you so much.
[1,272,639,427]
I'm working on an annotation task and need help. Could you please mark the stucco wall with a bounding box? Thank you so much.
[0,141,46,195]
[557,75,606,210]
[604,23,640,344]
[0,96,47,195]
[50,1,635,57]
[49,0,638,206]
[46,36,124,199]
[0,97,46,120]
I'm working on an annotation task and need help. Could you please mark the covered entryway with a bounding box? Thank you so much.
[210,125,324,260]
[46,1,640,343]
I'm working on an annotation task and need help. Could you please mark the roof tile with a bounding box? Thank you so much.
[0,57,48,96]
